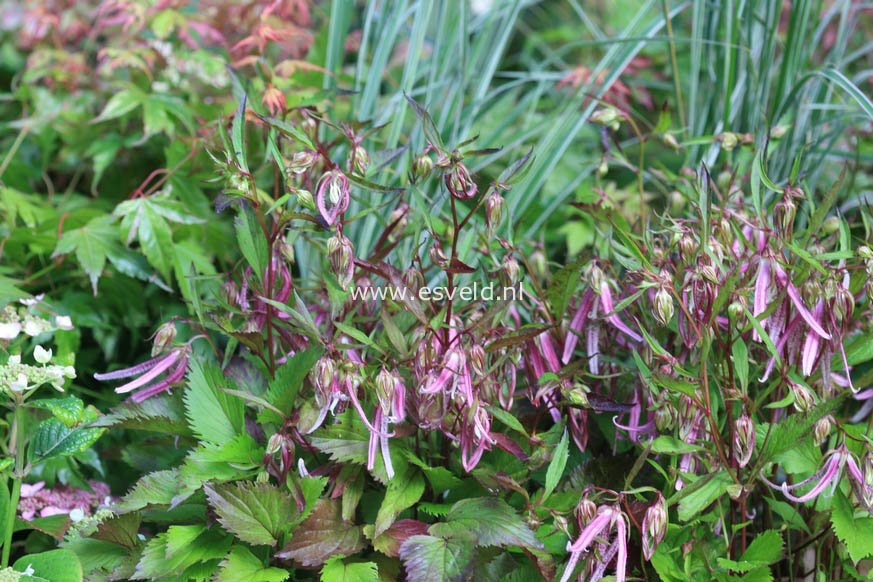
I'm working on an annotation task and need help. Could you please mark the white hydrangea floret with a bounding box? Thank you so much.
[33,345,52,364]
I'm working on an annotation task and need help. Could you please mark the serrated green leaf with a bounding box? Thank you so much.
[214,545,289,582]
[398,535,473,582]
[133,528,231,580]
[117,468,197,513]
[320,557,379,582]
[259,346,324,425]
[165,525,207,559]
[205,482,300,546]
[831,489,873,562]
[183,358,245,445]
[443,497,542,550]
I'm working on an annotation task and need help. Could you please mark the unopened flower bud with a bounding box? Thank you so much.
[529,250,547,282]
[287,151,318,174]
[770,125,789,139]
[278,240,295,264]
[718,132,739,151]
[774,196,796,236]
[485,192,504,236]
[348,145,370,175]
[445,163,477,200]
[654,403,677,432]
[328,233,355,290]
[301,117,317,141]
[823,216,840,234]
[295,188,316,211]
[387,204,409,238]
[834,286,854,323]
[591,107,620,128]
[662,133,680,150]
[375,367,396,415]
[402,268,424,294]
[311,357,336,407]
[801,278,823,305]
[642,493,667,560]
[728,300,745,325]
[700,265,719,285]
[678,234,696,262]
[790,381,816,412]
[221,280,239,307]
[553,514,569,536]
[501,256,522,287]
[858,246,873,260]
[813,415,835,446]
[734,414,755,468]
[469,345,487,377]
[598,159,609,177]
[588,265,604,291]
[577,498,597,524]
[266,433,285,455]
[654,287,674,327]
[152,322,176,356]
[412,153,434,182]
[566,383,590,407]
[429,242,448,268]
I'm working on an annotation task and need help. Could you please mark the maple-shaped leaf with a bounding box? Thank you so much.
[276,499,366,567]
[204,482,300,546]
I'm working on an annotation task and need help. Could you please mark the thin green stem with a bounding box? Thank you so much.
[2,404,24,568]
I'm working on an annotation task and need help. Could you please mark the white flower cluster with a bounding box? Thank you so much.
[2,352,75,394]
[0,295,73,341]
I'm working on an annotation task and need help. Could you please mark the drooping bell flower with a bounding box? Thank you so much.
[93,346,189,403]
[559,504,628,582]
[762,444,863,503]
[315,169,350,226]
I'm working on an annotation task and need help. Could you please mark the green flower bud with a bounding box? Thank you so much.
[654,287,674,327]
[152,322,177,356]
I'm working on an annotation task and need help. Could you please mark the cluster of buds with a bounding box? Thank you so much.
[0,295,73,341]
[2,351,76,395]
